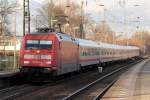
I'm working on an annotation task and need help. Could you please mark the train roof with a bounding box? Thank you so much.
[78,38,139,50]
[27,32,139,50]
[56,32,78,43]
[27,32,78,44]
[100,42,139,50]
[77,38,100,48]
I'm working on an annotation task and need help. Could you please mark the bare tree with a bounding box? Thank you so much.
[132,31,150,53]
[0,0,18,35]
[36,1,93,38]
[35,2,67,29]
[89,22,114,43]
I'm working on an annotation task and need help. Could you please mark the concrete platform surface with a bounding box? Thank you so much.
[0,70,19,78]
[102,59,150,100]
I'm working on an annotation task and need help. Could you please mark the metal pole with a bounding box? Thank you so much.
[36,15,37,29]
[99,4,105,41]
[23,0,25,36]
[23,0,30,36]
[28,0,30,33]
[80,1,84,39]
[0,0,6,64]
[103,8,106,42]
[0,0,2,35]
[13,12,16,70]
[0,22,2,35]
[48,0,53,29]
[123,0,128,46]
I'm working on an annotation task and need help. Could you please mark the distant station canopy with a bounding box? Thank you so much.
[36,28,55,33]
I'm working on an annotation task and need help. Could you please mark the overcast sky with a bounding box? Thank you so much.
[16,0,150,37]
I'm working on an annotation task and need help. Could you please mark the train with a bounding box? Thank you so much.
[19,31,140,76]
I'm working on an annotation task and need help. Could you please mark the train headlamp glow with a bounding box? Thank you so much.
[24,54,34,59]
[24,61,30,64]
[24,54,51,59]
[41,55,51,60]
[46,61,51,64]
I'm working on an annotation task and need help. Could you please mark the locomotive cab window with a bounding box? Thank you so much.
[26,40,52,50]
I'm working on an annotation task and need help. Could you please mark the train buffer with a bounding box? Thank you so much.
[102,59,150,100]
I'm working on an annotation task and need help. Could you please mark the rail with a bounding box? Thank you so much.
[62,60,143,100]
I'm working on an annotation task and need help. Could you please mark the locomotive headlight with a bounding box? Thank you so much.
[41,55,51,60]
[46,61,51,64]
[47,55,52,59]
[24,61,30,64]
[24,54,34,59]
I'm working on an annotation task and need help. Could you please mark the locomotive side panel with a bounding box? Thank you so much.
[58,41,79,74]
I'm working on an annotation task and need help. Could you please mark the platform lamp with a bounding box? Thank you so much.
[66,0,71,8]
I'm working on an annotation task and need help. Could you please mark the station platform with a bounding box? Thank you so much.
[102,59,150,100]
[0,70,19,78]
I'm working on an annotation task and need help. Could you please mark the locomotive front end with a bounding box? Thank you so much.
[20,33,59,77]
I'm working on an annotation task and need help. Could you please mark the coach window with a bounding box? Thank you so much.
[81,50,84,56]
[103,51,105,55]
[103,50,105,55]
[59,36,63,39]
[96,49,99,55]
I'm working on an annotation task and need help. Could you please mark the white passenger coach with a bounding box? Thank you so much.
[78,39,139,67]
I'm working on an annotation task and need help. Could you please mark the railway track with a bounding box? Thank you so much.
[0,58,143,100]
[0,67,100,100]
[14,59,142,100]
[62,60,143,100]
[0,84,29,94]
[0,83,44,100]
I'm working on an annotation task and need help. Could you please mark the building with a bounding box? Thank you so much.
[0,35,21,55]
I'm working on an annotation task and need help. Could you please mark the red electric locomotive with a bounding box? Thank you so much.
[20,31,79,77]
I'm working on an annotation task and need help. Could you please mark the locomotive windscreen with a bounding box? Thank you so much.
[25,40,52,50]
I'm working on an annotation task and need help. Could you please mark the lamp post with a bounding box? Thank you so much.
[66,0,70,7]
[65,0,71,35]
[48,0,54,29]
[80,0,84,39]
[99,4,106,42]
[13,12,17,70]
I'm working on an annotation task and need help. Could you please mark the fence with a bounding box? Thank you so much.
[0,55,19,71]
[0,37,21,72]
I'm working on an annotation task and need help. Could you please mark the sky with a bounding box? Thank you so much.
[15,0,150,37]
